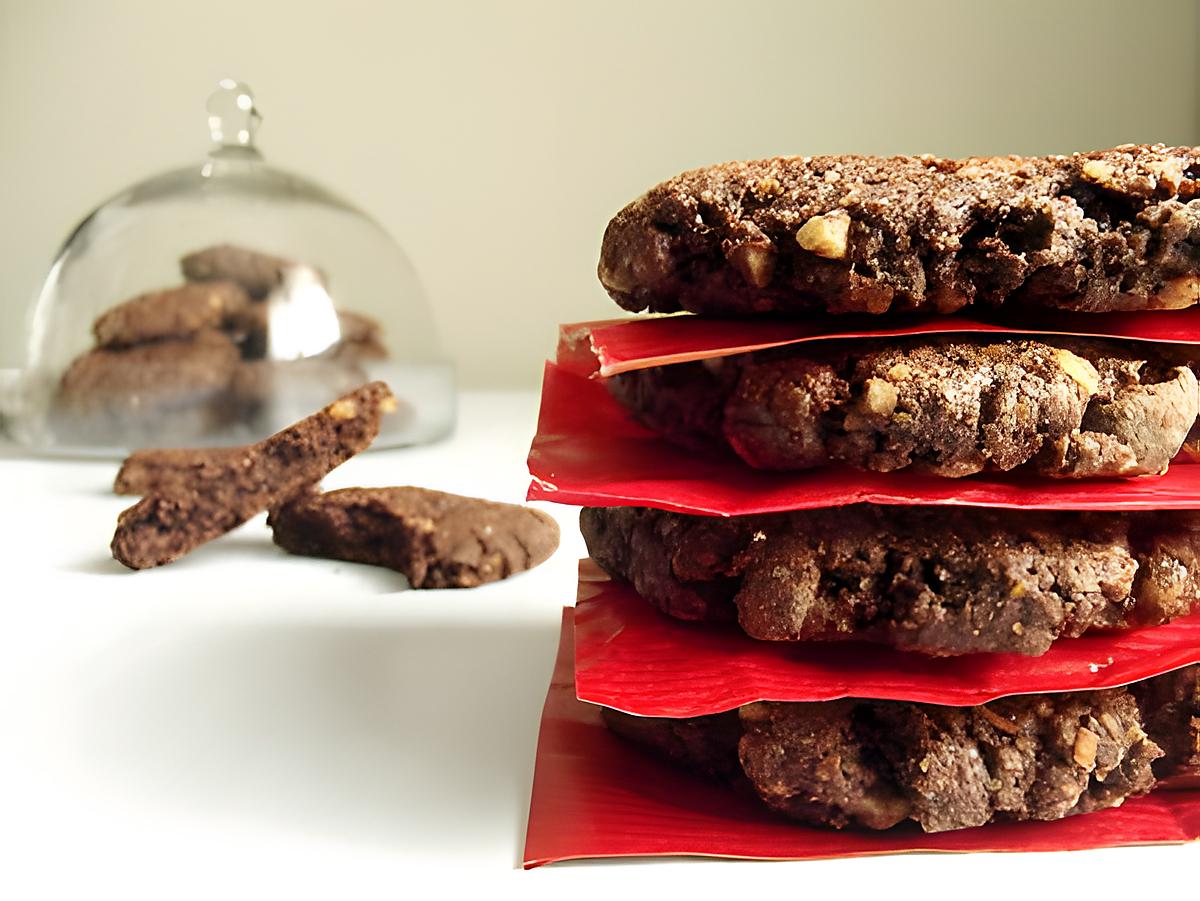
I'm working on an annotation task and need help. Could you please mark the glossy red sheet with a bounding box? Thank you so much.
[558,309,1200,378]
[524,609,1200,867]
[527,361,1200,513]
[573,562,1200,716]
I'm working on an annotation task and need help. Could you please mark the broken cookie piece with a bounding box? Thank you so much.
[609,336,1199,479]
[268,487,560,588]
[604,668,1200,833]
[110,381,395,570]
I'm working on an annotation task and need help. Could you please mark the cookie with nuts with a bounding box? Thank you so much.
[603,668,1198,833]
[608,336,1199,479]
[580,504,1200,656]
[599,145,1200,317]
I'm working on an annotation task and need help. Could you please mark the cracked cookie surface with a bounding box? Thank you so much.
[604,669,1200,833]
[609,336,1199,478]
[600,145,1200,317]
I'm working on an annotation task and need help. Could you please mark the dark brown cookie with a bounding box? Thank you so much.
[599,145,1200,317]
[54,330,241,444]
[605,669,1200,833]
[181,243,298,299]
[92,282,251,348]
[738,688,1160,832]
[110,382,396,570]
[580,505,1200,656]
[610,336,1199,478]
[268,487,560,588]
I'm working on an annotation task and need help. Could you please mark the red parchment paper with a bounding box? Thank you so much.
[523,608,1200,867]
[573,562,1200,716]
[559,310,1200,378]
[527,361,1200,513]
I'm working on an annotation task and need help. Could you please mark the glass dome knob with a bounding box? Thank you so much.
[207,79,261,154]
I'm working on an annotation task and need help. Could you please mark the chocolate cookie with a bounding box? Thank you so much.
[181,243,298,299]
[599,145,1200,317]
[268,487,560,588]
[54,329,241,444]
[92,282,251,348]
[110,382,396,569]
[580,505,1200,656]
[609,336,1199,478]
[604,668,1200,833]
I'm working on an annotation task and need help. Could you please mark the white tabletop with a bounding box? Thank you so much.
[1,391,1195,900]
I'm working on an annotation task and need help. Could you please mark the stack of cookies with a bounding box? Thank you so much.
[52,243,385,446]
[532,146,1200,843]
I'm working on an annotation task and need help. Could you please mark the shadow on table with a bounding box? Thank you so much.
[71,614,561,861]
[68,531,293,577]
[67,531,416,593]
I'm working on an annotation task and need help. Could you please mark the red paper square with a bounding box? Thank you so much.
[523,609,1200,867]
[560,311,1200,379]
[528,361,1200,514]
[573,562,1200,716]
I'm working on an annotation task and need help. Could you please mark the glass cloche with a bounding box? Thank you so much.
[5,79,454,455]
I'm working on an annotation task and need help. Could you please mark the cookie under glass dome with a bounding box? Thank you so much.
[7,80,454,456]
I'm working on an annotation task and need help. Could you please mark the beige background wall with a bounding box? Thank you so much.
[2,0,1198,387]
